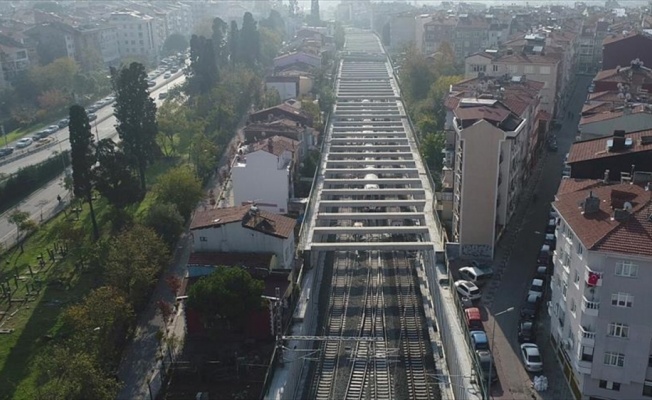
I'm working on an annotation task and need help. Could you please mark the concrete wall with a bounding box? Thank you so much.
[232,150,290,214]
[192,222,295,268]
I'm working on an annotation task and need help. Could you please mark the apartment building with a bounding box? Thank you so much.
[0,33,30,88]
[602,32,652,71]
[109,10,159,65]
[549,178,652,400]
[422,15,456,54]
[577,19,610,73]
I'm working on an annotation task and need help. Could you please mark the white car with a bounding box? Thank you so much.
[520,343,543,372]
[15,138,33,148]
[459,266,491,286]
[528,279,544,300]
[454,280,481,301]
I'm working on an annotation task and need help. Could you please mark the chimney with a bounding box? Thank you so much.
[582,191,600,214]
[613,130,626,137]
[613,208,630,221]
[268,138,274,153]
[603,169,610,184]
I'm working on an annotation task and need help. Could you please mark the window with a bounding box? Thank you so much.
[599,380,621,391]
[573,270,580,286]
[611,292,633,308]
[604,352,625,367]
[493,64,499,72]
[539,66,551,74]
[524,65,535,74]
[199,236,207,242]
[615,260,638,277]
[561,280,568,299]
[581,346,593,362]
[570,299,577,315]
[644,380,652,397]
[607,323,629,338]
[577,242,584,256]
[509,65,519,74]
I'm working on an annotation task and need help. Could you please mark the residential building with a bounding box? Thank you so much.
[248,103,313,127]
[579,106,652,140]
[577,19,610,73]
[450,98,528,259]
[109,10,159,65]
[75,24,120,70]
[453,14,490,60]
[388,12,418,50]
[0,33,30,88]
[232,136,301,214]
[244,118,318,153]
[189,205,296,269]
[423,15,457,54]
[273,51,321,72]
[566,129,652,181]
[265,73,314,101]
[602,32,652,71]
[24,21,77,65]
[549,179,652,400]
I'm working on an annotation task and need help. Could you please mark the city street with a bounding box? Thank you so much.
[482,74,593,400]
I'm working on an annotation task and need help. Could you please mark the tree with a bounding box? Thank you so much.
[8,209,34,244]
[239,12,260,67]
[143,202,184,248]
[162,33,189,57]
[259,27,283,67]
[260,10,286,38]
[189,132,219,183]
[188,35,218,94]
[34,345,120,400]
[153,165,204,220]
[68,104,99,240]
[228,20,239,66]
[62,286,134,364]
[334,22,346,51]
[262,87,281,109]
[111,62,159,191]
[104,225,169,309]
[399,44,435,103]
[187,267,264,331]
[93,139,143,209]
[211,17,229,67]
[309,0,321,26]
[420,132,446,173]
[429,75,464,130]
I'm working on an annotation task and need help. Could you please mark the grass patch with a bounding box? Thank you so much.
[3,123,48,145]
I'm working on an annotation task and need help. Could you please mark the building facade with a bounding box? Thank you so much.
[109,10,159,65]
[550,181,652,400]
[0,34,30,88]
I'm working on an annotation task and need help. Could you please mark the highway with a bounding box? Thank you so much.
[0,72,185,176]
[0,73,186,248]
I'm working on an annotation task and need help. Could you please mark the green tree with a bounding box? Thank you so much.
[34,346,120,400]
[259,27,283,67]
[8,209,34,244]
[228,20,239,66]
[104,225,169,309]
[188,35,218,94]
[334,22,346,50]
[260,10,286,38]
[189,132,219,183]
[239,12,260,67]
[94,139,143,209]
[62,286,134,365]
[262,87,281,108]
[420,132,446,172]
[187,267,264,331]
[153,165,204,219]
[211,17,229,67]
[111,62,159,190]
[162,33,189,57]
[68,104,99,240]
[143,202,185,248]
[429,74,464,130]
[399,44,435,103]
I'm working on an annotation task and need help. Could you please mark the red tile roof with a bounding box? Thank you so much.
[556,178,603,196]
[454,104,511,123]
[251,135,300,158]
[190,205,296,239]
[553,183,652,256]
[566,129,652,164]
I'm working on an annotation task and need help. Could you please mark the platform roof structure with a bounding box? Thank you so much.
[301,32,441,252]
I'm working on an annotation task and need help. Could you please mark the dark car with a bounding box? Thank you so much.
[88,113,98,122]
[535,265,549,280]
[547,140,558,152]
[518,320,537,343]
[0,147,14,157]
[476,350,499,385]
[521,294,541,320]
[58,118,69,128]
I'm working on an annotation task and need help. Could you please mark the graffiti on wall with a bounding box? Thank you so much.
[460,244,493,260]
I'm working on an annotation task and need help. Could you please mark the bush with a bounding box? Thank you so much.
[143,202,184,248]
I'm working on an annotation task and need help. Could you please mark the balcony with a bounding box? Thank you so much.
[576,359,593,374]
[581,296,600,317]
[584,266,602,287]
[578,325,596,346]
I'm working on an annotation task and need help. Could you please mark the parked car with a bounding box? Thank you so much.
[158,91,169,100]
[464,307,484,331]
[104,96,116,104]
[86,105,99,113]
[535,265,549,280]
[454,280,481,301]
[15,137,33,148]
[148,80,156,87]
[518,320,537,343]
[562,163,571,178]
[469,261,495,276]
[537,245,551,266]
[520,343,543,372]
[46,124,60,133]
[459,266,492,287]
[0,147,14,157]
[57,118,69,128]
[170,67,178,73]
[543,234,556,250]
[520,294,541,320]
[470,330,489,351]
[36,137,54,147]
[33,130,50,139]
[528,279,545,300]
[88,113,98,122]
[476,350,499,384]
[164,72,171,79]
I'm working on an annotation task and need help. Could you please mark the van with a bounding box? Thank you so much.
[465,307,484,331]
[459,266,492,286]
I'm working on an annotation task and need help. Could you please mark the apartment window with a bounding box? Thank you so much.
[199,236,207,242]
[604,352,625,367]
[493,65,499,72]
[561,281,568,299]
[611,292,633,308]
[581,346,594,362]
[539,66,551,74]
[607,323,629,338]
[524,65,535,74]
[615,260,638,277]
[573,270,580,286]
[599,380,621,391]
[509,65,519,74]
[577,242,584,256]
[644,380,652,397]
[570,299,577,315]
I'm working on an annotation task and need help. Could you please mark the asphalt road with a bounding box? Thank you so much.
[0,72,185,176]
[483,75,593,400]
[0,74,186,248]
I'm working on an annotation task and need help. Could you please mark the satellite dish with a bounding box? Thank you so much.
[623,202,633,211]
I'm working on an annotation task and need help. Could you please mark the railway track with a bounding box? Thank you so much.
[345,252,392,400]
[312,253,354,400]
[394,251,436,400]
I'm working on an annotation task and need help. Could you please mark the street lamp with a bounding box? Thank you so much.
[487,306,514,400]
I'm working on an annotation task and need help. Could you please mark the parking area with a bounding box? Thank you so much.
[449,75,593,400]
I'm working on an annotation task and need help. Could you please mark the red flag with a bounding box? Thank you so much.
[587,272,600,286]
